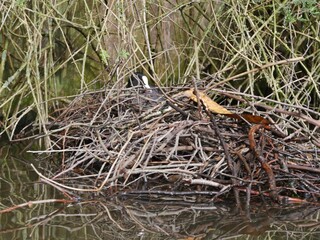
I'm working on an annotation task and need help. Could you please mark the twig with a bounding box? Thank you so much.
[0,198,76,214]
[209,57,304,88]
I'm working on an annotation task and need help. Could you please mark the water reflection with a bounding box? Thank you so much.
[1,145,320,239]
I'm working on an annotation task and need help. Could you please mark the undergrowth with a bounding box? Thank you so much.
[0,0,319,146]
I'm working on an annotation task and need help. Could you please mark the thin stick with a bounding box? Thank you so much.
[209,57,304,88]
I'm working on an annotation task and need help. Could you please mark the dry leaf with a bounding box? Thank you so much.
[184,88,270,126]
[184,88,232,115]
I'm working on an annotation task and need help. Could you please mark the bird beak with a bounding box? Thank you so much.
[142,76,151,89]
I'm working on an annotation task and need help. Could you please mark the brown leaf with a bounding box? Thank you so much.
[184,88,270,126]
[184,88,232,115]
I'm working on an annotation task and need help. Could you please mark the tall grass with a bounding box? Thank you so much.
[0,0,319,144]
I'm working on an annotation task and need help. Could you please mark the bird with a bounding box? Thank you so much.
[127,72,163,103]
[127,72,151,89]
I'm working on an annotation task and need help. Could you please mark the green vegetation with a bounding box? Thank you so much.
[0,0,319,141]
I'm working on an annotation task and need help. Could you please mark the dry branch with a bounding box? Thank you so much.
[32,84,320,203]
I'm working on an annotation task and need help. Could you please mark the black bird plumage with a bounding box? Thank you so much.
[127,72,163,103]
[127,72,150,89]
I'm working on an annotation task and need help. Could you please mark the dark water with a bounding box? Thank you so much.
[1,144,320,240]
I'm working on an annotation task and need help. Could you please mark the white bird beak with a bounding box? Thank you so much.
[142,75,151,89]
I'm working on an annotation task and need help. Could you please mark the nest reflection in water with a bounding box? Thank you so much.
[39,86,320,204]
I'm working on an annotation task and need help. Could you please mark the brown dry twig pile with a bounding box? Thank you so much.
[36,84,320,204]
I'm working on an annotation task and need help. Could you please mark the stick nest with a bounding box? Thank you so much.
[45,86,320,203]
